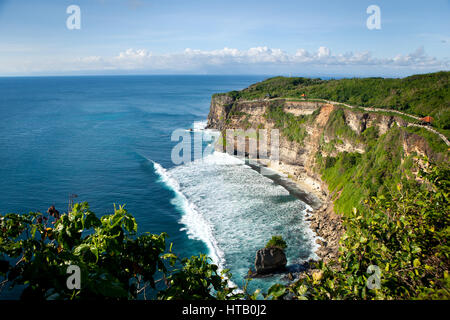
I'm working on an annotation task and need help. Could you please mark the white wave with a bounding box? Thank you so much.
[252,165,322,261]
[193,120,208,131]
[201,151,244,165]
[150,151,318,292]
[151,159,226,270]
[185,120,209,133]
[169,153,316,287]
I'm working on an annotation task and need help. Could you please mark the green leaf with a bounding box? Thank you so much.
[74,244,90,256]
[296,284,308,296]
[267,283,286,299]
[90,247,99,262]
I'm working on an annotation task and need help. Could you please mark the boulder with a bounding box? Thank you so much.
[254,247,287,274]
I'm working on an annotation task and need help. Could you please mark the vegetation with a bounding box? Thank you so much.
[266,236,287,250]
[405,126,449,154]
[311,105,447,216]
[283,159,450,300]
[264,102,310,145]
[323,108,360,142]
[214,77,323,100]
[213,73,449,299]
[317,118,412,215]
[0,203,240,300]
[219,71,450,130]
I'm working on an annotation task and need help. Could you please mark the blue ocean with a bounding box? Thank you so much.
[0,75,317,297]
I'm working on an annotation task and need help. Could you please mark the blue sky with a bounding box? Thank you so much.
[0,0,449,76]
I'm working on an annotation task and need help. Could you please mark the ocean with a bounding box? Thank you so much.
[0,75,317,297]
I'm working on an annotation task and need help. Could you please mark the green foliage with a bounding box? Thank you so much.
[224,71,450,130]
[0,203,240,300]
[315,107,448,216]
[265,236,287,250]
[317,126,414,215]
[264,283,286,300]
[324,108,359,142]
[288,159,450,300]
[226,76,324,101]
[405,126,449,154]
[157,255,241,300]
[265,103,309,145]
[1,167,448,301]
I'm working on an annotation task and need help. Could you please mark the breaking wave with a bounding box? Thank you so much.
[151,148,318,291]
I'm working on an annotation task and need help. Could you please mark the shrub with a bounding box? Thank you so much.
[266,236,287,250]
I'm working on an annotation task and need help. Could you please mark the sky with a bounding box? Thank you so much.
[0,0,449,77]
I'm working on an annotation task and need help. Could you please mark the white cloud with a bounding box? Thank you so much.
[117,48,151,59]
[108,46,449,70]
[391,46,442,67]
[1,46,448,75]
[317,46,331,59]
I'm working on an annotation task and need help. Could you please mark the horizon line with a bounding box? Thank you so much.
[1,70,447,80]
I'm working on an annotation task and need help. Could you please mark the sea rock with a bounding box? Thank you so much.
[254,247,287,274]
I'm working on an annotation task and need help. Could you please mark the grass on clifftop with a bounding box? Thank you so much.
[219,71,450,130]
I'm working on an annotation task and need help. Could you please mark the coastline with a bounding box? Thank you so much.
[245,161,322,210]
[204,110,343,269]
[209,142,343,264]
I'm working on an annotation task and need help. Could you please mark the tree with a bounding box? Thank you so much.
[266,236,287,250]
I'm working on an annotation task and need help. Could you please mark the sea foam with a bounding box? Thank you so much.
[152,149,317,291]
[152,159,225,269]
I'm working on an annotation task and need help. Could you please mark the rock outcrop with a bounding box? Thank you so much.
[206,94,235,130]
[254,247,287,275]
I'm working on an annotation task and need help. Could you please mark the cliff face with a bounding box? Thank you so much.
[206,96,435,186]
[206,95,444,262]
[206,95,235,130]
[206,96,440,166]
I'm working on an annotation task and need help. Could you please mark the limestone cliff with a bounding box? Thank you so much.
[206,95,447,262]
